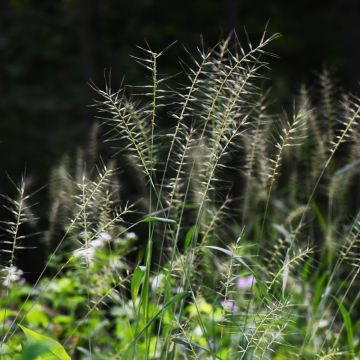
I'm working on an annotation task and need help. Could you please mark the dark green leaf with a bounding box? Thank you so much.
[131,265,146,305]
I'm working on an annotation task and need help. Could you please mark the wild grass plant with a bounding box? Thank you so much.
[1,30,360,359]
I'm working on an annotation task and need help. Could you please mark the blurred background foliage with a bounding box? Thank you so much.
[1,3,360,354]
[0,0,359,201]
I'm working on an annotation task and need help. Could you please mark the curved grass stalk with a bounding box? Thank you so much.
[260,103,309,241]
[199,31,280,138]
[3,166,120,342]
[294,94,360,245]
[0,178,34,346]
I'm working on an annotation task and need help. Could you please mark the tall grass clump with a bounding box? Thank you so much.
[1,30,360,359]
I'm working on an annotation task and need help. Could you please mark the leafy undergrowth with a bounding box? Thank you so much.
[1,30,360,359]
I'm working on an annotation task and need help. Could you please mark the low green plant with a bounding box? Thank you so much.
[1,30,360,359]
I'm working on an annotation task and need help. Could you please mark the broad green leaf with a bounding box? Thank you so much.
[131,265,146,305]
[26,306,49,327]
[19,324,71,360]
[19,342,53,360]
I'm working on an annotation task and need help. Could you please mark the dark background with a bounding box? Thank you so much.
[1,0,360,202]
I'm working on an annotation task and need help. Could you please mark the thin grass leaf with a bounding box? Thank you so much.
[141,216,177,225]
[131,265,146,305]
[334,298,354,354]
